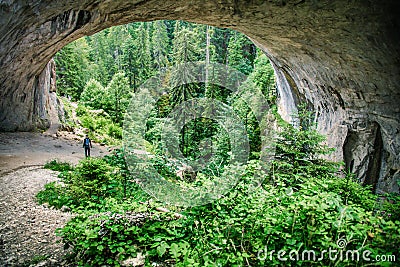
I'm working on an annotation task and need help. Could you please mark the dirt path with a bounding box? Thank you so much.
[0,131,111,266]
[0,131,109,177]
[0,167,71,266]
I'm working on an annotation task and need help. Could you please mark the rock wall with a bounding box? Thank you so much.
[36,58,64,131]
[0,0,399,192]
[9,57,64,132]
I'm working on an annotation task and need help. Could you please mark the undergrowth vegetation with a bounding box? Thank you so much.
[76,105,122,146]
[37,111,400,267]
[45,19,400,266]
[59,96,123,146]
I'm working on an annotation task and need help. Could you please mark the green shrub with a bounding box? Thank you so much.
[63,157,122,205]
[38,157,128,211]
[58,165,400,266]
[36,181,72,209]
[76,104,122,145]
[52,105,400,266]
[104,148,149,201]
[107,123,122,139]
[79,114,96,131]
[44,159,73,172]
[80,78,106,109]
[57,207,165,266]
[76,104,88,117]
[378,193,400,221]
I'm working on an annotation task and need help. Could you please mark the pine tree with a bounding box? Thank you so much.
[170,27,200,103]
[211,27,231,64]
[151,20,170,72]
[54,38,90,100]
[205,25,212,90]
[121,24,139,91]
[227,31,256,75]
[106,27,130,75]
[80,79,106,109]
[170,26,201,156]
[251,52,277,104]
[86,29,117,85]
[135,23,152,84]
[105,72,131,124]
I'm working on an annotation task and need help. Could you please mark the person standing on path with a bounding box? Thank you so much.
[83,135,92,157]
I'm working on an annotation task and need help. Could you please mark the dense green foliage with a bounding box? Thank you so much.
[44,159,73,172]
[75,105,122,145]
[38,149,148,210]
[38,110,399,266]
[55,20,259,101]
[56,20,263,146]
[54,39,90,100]
[44,20,400,267]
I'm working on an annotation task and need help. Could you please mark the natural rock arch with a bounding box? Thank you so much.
[0,0,399,193]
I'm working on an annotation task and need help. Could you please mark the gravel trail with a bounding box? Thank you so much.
[0,167,71,266]
[0,131,111,266]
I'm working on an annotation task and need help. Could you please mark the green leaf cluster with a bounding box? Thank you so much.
[43,109,400,266]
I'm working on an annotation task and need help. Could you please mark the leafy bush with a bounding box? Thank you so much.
[107,123,122,139]
[38,152,150,212]
[76,104,122,145]
[79,73,131,124]
[36,181,72,209]
[79,78,106,109]
[75,104,88,117]
[378,193,400,221]
[58,162,400,266]
[38,157,126,211]
[47,106,400,266]
[104,148,150,202]
[183,176,399,266]
[62,157,123,206]
[57,209,170,266]
[44,159,73,172]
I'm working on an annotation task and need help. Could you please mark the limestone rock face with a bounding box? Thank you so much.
[36,58,65,131]
[0,0,399,192]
